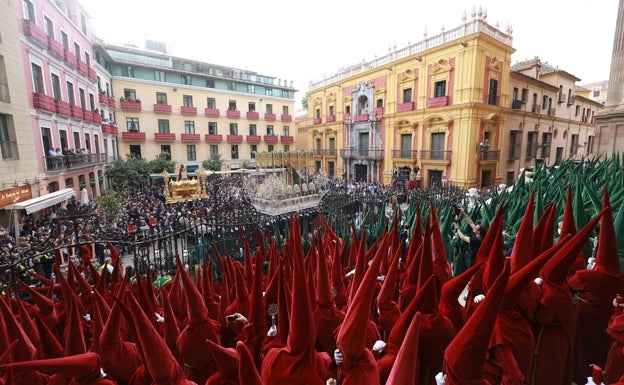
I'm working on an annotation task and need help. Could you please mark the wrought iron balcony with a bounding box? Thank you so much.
[47,36,65,58]
[120,99,142,111]
[420,150,452,160]
[226,134,243,142]
[55,100,72,116]
[101,124,118,135]
[326,115,336,123]
[246,135,261,142]
[264,113,276,120]
[391,149,418,159]
[264,135,278,143]
[280,114,292,122]
[121,131,146,140]
[226,109,240,118]
[313,118,322,125]
[354,114,369,122]
[71,105,84,120]
[477,149,500,161]
[23,19,47,46]
[247,111,259,119]
[340,148,384,160]
[44,153,108,172]
[180,133,200,141]
[32,93,56,113]
[280,136,294,142]
[63,49,78,68]
[313,148,338,157]
[397,102,414,112]
[427,96,448,108]
[98,93,108,104]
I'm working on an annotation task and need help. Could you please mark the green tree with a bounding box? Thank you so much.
[94,190,122,223]
[105,157,151,190]
[301,95,308,111]
[242,159,256,170]
[203,153,224,171]
[147,157,176,174]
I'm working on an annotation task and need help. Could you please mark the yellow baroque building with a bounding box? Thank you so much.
[95,42,297,171]
[301,11,600,188]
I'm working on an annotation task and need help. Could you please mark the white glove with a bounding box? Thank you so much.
[267,324,277,337]
[435,372,447,385]
[155,312,165,323]
[82,314,91,322]
[587,257,596,270]
[345,269,355,277]
[326,379,336,385]
[534,277,543,286]
[100,368,107,378]
[377,275,386,282]
[613,295,624,307]
[372,340,386,352]
[474,294,485,303]
[334,349,343,365]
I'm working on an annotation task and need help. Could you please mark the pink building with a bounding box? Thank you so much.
[16,0,106,199]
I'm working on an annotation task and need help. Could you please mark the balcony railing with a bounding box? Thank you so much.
[280,114,292,122]
[427,96,448,108]
[397,102,415,112]
[153,104,172,113]
[420,150,452,160]
[340,148,384,160]
[180,133,200,141]
[280,135,294,142]
[226,134,243,142]
[88,68,97,81]
[120,99,142,111]
[44,153,108,171]
[246,135,262,142]
[154,133,176,141]
[55,100,72,116]
[478,149,500,161]
[23,19,48,46]
[101,124,118,135]
[77,61,89,76]
[47,36,65,58]
[98,93,108,104]
[512,100,524,110]
[71,105,84,120]
[375,107,384,116]
[107,97,116,108]
[264,135,279,143]
[121,131,146,140]
[265,113,276,120]
[205,134,223,142]
[548,108,556,116]
[226,109,240,118]
[63,49,78,68]
[32,93,56,113]
[205,108,220,117]
[354,114,369,122]
[313,148,338,156]
[391,149,418,159]
[326,115,336,123]
[247,111,259,119]
[313,118,322,125]
[181,106,197,115]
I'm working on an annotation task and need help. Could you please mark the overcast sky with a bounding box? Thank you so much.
[82,0,619,108]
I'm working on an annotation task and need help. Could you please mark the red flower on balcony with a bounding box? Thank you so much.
[280,114,292,122]
[247,111,260,119]
[246,135,261,142]
[226,134,243,142]
[154,104,172,113]
[181,106,197,115]
[155,133,176,141]
[204,108,220,117]
[205,134,223,142]
[326,115,336,123]
[264,135,278,143]
[264,113,276,120]
[121,132,146,140]
[227,110,240,118]
[180,133,200,141]
[280,136,294,142]
[120,99,142,111]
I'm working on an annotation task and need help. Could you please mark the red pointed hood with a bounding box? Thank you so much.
[88,297,104,357]
[376,246,402,313]
[430,209,451,286]
[510,190,535,273]
[64,295,87,356]
[336,244,383,368]
[160,289,180,351]
[0,352,104,382]
[53,264,86,314]
[286,213,315,353]
[106,242,120,265]
[444,261,510,384]
[205,338,239,380]
[315,233,335,307]
[15,298,41,359]
[404,208,423,266]
[0,294,37,362]
[331,237,349,309]
[385,312,422,385]
[175,254,209,326]
[594,188,621,273]
[533,202,556,256]
[243,240,254,291]
[439,261,485,333]
[248,237,268,334]
[475,201,505,266]
[126,293,191,385]
[31,310,64,359]
[482,214,505,292]
[236,341,263,385]
[218,267,231,323]
[417,218,434,291]
[18,280,58,328]
[559,184,577,239]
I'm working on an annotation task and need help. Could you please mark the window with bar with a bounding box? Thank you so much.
[186,145,196,161]
[207,97,216,109]
[126,118,139,132]
[184,121,195,134]
[158,119,170,133]
[209,122,218,135]
[156,92,167,104]
[183,95,193,107]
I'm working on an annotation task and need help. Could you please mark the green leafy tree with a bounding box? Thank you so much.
[301,95,308,111]
[242,159,256,170]
[203,153,224,171]
[94,190,122,223]
[105,157,151,190]
[147,157,176,174]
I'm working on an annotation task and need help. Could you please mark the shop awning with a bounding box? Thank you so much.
[4,188,76,214]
